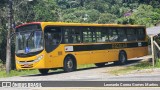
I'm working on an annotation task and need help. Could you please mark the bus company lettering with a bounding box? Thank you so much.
[112,43,127,49]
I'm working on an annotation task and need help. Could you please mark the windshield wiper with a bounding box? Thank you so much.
[25,31,34,52]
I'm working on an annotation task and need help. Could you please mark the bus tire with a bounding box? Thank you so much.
[38,69,49,75]
[95,63,106,67]
[63,56,76,72]
[118,51,127,65]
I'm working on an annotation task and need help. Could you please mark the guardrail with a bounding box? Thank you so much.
[154,41,160,59]
[151,36,160,67]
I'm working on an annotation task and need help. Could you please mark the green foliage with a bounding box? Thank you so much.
[78,64,95,69]
[62,8,100,23]
[62,8,87,22]
[108,61,153,75]
[0,69,39,78]
[85,0,109,13]
[33,0,59,21]
[98,13,117,24]
[0,0,160,67]
[0,0,7,7]
[118,4,160,27]
[155,59,160,68]
[117,17,135,24]
[131,4,160,27]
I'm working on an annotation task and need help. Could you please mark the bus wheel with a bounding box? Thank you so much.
[95,63,106,67]
[118,51,127,65]
[38,69,49,75]
[63,56,76,72]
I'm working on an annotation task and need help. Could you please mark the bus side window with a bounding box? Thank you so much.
[68,29,74,43]
[127,28,137,41]
[64,28,73,43]
[108,28,118,42]
[96,28,109,43]
[83,27,92,43]
[64,28,69,43]
[137,28,145,41]
[72,28,81,43]
[44,27,61,53]
[117,28,127,42]
[83,31,88,43]
[92,29,96,43]
[64,27,81,43]
[104,28,110,42]
[97,31,102,42]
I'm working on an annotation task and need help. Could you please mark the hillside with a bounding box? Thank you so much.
[0,0,160,63]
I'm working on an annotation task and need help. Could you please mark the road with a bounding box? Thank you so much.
[0,56,160,81]
[1,56,160,89]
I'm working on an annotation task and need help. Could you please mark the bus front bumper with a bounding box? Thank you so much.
[16,55,45,69]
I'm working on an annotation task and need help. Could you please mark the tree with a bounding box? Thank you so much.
[33,0,59,21]
[0,0,160,71]
[98,13,117,24]
[132,4,160,27]
[12,0,39,24]
[117,17,135,24]
[85,0,109,13]
[0,1,8,63]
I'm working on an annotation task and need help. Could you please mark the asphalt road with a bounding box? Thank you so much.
[0,56,160,81]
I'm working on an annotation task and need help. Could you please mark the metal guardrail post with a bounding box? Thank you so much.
[151,35,155,67]
[154,41,160,61]
[153,41,160,51]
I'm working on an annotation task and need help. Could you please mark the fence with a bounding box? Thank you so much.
[151,36,160,67]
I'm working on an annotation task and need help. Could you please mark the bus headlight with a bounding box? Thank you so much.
[35,55,43,62]
[16,55,43,64]
[16,60,20,64]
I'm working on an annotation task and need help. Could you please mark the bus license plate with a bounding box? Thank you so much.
[23,64,30,67]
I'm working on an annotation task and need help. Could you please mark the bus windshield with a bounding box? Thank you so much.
[16,30,43,54]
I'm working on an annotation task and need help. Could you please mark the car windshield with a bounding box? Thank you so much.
[16,30,43,54]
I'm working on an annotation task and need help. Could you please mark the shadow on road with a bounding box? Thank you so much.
[22,59,142,77]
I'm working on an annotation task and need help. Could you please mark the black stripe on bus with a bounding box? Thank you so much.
[66,42,148,52]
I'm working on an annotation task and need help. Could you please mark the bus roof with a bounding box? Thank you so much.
[15,22,41,28]
[16,22,145,28]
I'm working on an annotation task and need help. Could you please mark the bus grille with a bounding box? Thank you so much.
[21,64,33,68]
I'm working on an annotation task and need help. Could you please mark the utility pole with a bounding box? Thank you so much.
[6,0,13,74]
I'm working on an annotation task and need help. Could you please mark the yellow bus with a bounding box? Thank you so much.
[15,22,148,74]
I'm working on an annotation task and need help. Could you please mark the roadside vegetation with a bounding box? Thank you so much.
[78,64,95,69]
[155,59,160,68]
[108,59,160,75]
[0,62,95,78]
[0,0,160,76]
[1,0,160,66]
[0,69,39,78]
[0,61,39,78]
[1,60,160,78]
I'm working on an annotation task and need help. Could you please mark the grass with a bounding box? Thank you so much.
[77,64,96,69]
[0,69,39,78]
[108,60,159,75]
[0,63,95,78]
[155,59,160,68]
[0,59,160,78]
[0,61,38,78]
